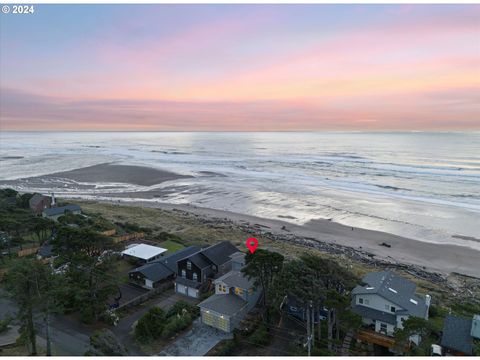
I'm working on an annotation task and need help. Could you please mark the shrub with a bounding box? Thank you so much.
[135,307,166,342]
[0,316,11,333]
[248,323,270,346]
[161,313,192,339]
[166,301,199,318]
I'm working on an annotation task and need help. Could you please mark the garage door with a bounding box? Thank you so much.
[176,283,187,295]
[202,311,230,332]
[187,287,198,298]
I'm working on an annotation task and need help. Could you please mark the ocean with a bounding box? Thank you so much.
[1,131,479,250]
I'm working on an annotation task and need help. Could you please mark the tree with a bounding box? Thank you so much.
[394,317,434,354]
[53,226,119,323]
[30,216,54,246]
[134,307,166,342]
[4,258,51,355]
[242,249,284,312]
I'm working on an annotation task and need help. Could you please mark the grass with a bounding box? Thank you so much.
[159,240,184,253]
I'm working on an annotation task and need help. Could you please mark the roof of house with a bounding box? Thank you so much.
[198,293,248,316]
[351,303,396,325]
[200,241,239,266]
[43,204,81,217]
[131,262,174,282]
[352,271,428,318]
[441,315,473,355]
[129,246,201,282]
[29,194,50,207]
[215,270,254,290]
[38,244,54,258]
[159,246,201,272]
[121,243,167,260]
[186,252,211,269]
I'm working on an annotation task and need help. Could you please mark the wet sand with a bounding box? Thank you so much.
[0,163,192,187]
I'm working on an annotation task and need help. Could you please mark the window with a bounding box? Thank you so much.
[380,323,387,334]
[181,269,186,278]
[187,261,191,270]
[235,287,244,295]
[358,298,364,304]
[391,306,396,313]
[364,299,369,305]
[192,272,198,281]
[385,304,390,310]
[290,306,298,312]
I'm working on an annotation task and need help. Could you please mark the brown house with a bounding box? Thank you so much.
[29,194,51,215]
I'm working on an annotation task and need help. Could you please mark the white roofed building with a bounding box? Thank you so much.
[121,243,167,264]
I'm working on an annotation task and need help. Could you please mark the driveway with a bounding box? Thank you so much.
[158,318,233,356]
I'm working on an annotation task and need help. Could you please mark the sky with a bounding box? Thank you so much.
[0,4,479,131]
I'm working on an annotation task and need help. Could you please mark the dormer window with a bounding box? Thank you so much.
[193,272,198,281]
[187,261,192,270]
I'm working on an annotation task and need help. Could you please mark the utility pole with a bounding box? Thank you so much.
[310,300,315,348]
[306,303,311,356]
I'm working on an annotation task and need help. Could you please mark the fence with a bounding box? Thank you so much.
[101,229,117,236]
[116,281,172,311]
[112,232,145,244]
[17,246,40,257]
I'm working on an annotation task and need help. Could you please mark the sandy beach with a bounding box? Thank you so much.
[0,163,192,188]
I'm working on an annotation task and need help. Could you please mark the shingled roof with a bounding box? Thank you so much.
[352,271,428,318]
[441,315,474,355]
[198,293,248,316]
[43,204,81,217]
[29,194,50,208]
[215,270,254,290]
[201,241,239,266]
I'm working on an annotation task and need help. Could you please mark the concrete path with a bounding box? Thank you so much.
[158,319,232,356]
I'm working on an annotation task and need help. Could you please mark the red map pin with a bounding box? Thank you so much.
[246,237,259,254]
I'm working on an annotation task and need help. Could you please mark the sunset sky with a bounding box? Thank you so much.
[1,4,479,131]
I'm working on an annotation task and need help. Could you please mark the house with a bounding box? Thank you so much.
[351,271,430,342]
[198,252,261,332]
[121,243,167,264]
[29,194,52,215]
[42,204,81,221]
[440,314,480,355]
[128,246,200,289]
[37,244,55,260]
[175,241,239,298]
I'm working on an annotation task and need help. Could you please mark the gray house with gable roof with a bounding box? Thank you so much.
[351,271,430,341]
[198,252,261,332]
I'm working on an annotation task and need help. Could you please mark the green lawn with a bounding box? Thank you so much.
[159,240,184,253]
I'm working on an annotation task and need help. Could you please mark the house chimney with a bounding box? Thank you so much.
[425,294,431,319]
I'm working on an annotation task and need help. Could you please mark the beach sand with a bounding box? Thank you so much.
[0,163,192,187]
